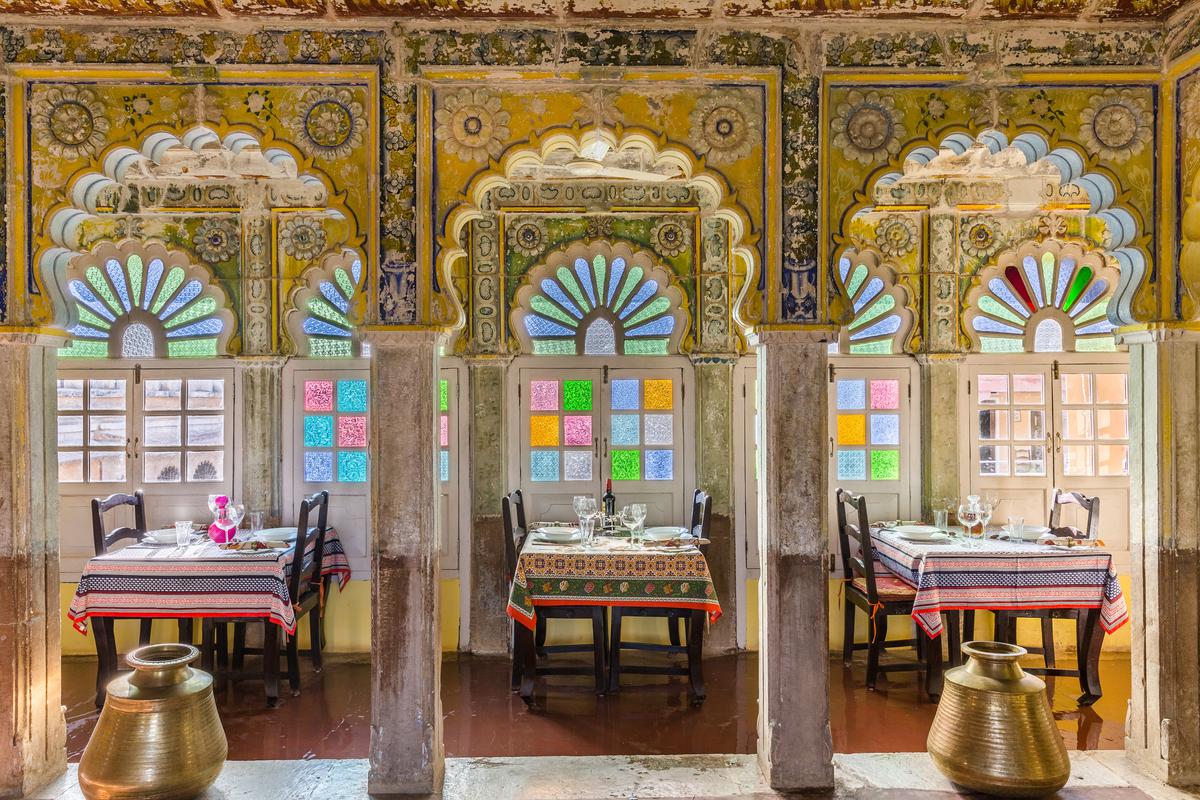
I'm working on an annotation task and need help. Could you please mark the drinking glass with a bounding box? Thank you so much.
[619,506,637,537]
[957,502,982,549]
[933,509,949,532]
[174,520,193,547]
[573,495,590,530]
[978,500,994,542]
[1006,515,1025,539]
[630,503,647,545]
[248,511,265,535]
[579,514,597,549]
[221,503,245,538]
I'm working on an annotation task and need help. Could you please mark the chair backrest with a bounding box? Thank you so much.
[91,491,148,555]
[1048,489,1100,539]
[690,489,713,555]
[291,490,330,601]
[502,489,527,580]
[835,488,884,603]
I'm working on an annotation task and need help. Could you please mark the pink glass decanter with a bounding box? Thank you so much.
[208,495,236,543]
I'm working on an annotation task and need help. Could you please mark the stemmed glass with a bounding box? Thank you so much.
[977,499,994,544]
[572,495,591,530]
[957,499,983,549]
[222,503,246,539]
[629,503,647,545]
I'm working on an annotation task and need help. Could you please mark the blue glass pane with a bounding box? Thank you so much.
[439,450,450,482]
[611,379,639,411]
[524,315,576,338]
[851,314,902,341]
[837,450,866,481]
[611,414,640,445]
[304,317,351,337]
[530,450,559,482]
[836,380,866,410]
[575,257,597,307]
[625,317,675,337]
[606,257,626,305]
[645,450,674,481]
[972,316,1023,335]
[165,318,224,338]
[106,259,131,311]
[160,280,202,320]
[540,279,584,319]
[143,259,163,309]
[304,451,333,483]
[338,451,368,482]
[870,414,900,446]
[69,280,116,321]
[1070,279,1108,314]
[618,281,658,319]
[337,380,368,412]
[320,280,349,313]
[304,415,334,447]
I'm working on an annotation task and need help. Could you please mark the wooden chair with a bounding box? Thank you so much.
[504,489,607,695]
[211,491,330,705]
[606,490,712,704]
[836,489,957,699]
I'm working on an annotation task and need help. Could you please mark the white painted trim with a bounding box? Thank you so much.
[731,355,758,651]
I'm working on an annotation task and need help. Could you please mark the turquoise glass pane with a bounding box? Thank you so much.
[611,449,641,480]
[439,450,449,482]
[645,450,673,481]
[304,415,334,447]
[336,380,368,413]
[337,451,368,482]
[871,450,900,481]
[836,380,866,410]
[530,451,559,482]
[611,379,639,411]
[870,414,900,446]
[611,414,640,446]
[304,451,333,483]
[837,450,866,481]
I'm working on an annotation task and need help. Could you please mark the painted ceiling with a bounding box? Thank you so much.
[0,0,1188,20]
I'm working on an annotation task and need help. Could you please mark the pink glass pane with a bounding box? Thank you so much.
[304,380,334,412]
[530,380,559,411]
[564,415,592,446]
[869,380,900,410]
[337,415,367,447]
[440,414,449,447]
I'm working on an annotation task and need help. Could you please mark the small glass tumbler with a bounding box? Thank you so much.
[1006,515,1025,539]
[174,520,193,547]
[248,511,265,535]
[933,509,949,532]
[580,514,597,548]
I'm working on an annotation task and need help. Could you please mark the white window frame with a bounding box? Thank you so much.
[732,355,758,651]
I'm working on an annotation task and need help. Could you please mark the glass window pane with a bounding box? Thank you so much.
[337,451,368,482]
[89,379,126,410]
[1013,445,1046,476]
[58,380,84,411]
[187,379,225,410]
[89,415,126,446]
[304,380,334,412]
[979,445,1010,476]
[869,380,900,410]
[611,449,641,481]
[439,450,450,482]
[337,415,368,448]
[1096,373,1128,405]
[58,450,84,483]
[836,380,866,410]
[1013,374,1044,404]
[978,410,1009,440]
[530,380,559,411]
[611,379,640,411]
[1063,445,1095,477]
[1096,409,1128,440]
[304,451,334,482]
[611,414,640,446]
[563,415,592,447]
[440,415,449,448]
[645,450,674,481]
[530,415,560,447]
[89,451,126,482]
[336,380,368,413]
[1061,373,1093,405]
[1011,410,1045,441]
[563,451,592,481]
[870,414,900,445]
[58,415,83,448]
[644,414,673,446]
[188,415,224,447]
[304,415,334,447]
[977,375,1009,405]
[1097,444,1129,476]
[530,451,559,482]
[439,379,449,413]
[187,451,223,481]
[563,380,593,412]
[836,414,866,446]
[143,379,182,411]
[143,451,181,482]
[870,450,900,480]
[1061,409,1094,440]
[144,415,182,447]
[643,379,673,411]
[837,450,866,481]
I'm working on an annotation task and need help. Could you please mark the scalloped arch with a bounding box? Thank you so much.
[286,248,367,358]
[831,246,915,355]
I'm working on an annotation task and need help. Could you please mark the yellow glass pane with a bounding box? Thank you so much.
[644,379,673,410]
[837,414,866,446]
[529,415,560,447]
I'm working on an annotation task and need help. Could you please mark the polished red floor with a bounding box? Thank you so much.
[62,651,1130,761]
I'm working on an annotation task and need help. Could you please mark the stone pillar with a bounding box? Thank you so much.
[694,359,736,653]
[367,330,442,795]
[467,358,508,654]
[236,357,284,521]
[918,353,963,516]
[0,333,66,798]
[1124,329,1200,787]
[752,329,834,791]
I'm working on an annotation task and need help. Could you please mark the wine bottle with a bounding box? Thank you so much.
[602,478,616,516]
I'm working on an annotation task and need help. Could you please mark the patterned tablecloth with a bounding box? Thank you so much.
[870,528,1129,639]
[506,535,722,630]
[68,527,352,636]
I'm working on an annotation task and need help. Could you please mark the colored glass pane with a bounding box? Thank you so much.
[337,451,368,482]
[439,450,449,482]
[836,414,866,446]
[304,380,334,412]
[870,450,900,480]
[440,414,449,447]
[836,380,866,410]
[530,380,559,411]
[563,451,592,481]
[304,415,334,447]
[611,414,640,446]
[611,379,639,411]
[644,379,673,410]
[337,415,368,448]
[336,380,368,413]
[645,450,674,481]
[583,318,617,355]
[439,380,449,412]
[869,380,899,410]
[564,415,592,446]
[870,414,900,445]
[611,450,641,481]
[530,415,560,447]
[530,451,559,482]
[837,450,866,481]
[643,414,673,446]
[563,380,593,411]
[304,451,333,482]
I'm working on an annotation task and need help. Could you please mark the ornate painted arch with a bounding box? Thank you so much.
[286,248,367,358]
[831,246,915,355]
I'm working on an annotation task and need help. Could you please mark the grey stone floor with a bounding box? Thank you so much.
[30,752,1200,799]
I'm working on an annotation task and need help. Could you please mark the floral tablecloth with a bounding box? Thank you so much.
[506,535,722,630]
[68,526,351,636]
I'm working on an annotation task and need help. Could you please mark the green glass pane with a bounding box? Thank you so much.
[556,266,591,312]
[846,264,868,297]
[76,307,112,330]
[563,380,592,411]
[310,338,352,358]
[1062,266,1093,311]
[979,295,1026,326]
[1041,252,1055,304]
[530,295,579,327]
[1074,299,1108,325]
[58,341,108,358]
[613,266,643,314]
[592,254,607,308]
[625,296,670,328]
[127,254,144,308]
[439,379,449,412]
[335,267,356,300]
[623,339,669,355]
[532,339,576,355]
[151,267,186,315]
[308,298,350,327]
[611,449,641,481]
[980,336,1024,353]
[163,296,216,328]
[851,294,895,329]
[848,339,892,355]
[86,266,123,315]
[870,450,900,481]
[1076,337,1117,352]
[167,338,217,358]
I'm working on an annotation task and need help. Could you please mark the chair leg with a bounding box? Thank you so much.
[842,603,856,666]
[962,610,975,643]
[263,624,280,707]
[178,619,193,645]
[232,623,246,671]
[591,609,606,695]
[607,609,623,693]
[94,619,115,708]
[138,618,152,647]
[668,613,681,648]
[535,615,547,657]
[687,610,707,706]
[993,611,1008,643]
[1041,617,1057,668]
[309,609,323,672]
[866,614,887,690]
[286,633,302,697]
[510,623,521,693]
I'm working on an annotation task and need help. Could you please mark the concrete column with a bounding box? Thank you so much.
[366,330,442,795]
[467,359,508,655]
[752,329,834,791]
[694,359,736,654]
[0,333,66,798]
[236,357,284,521]
[918,353,963,516]
[1124,328,1200,787]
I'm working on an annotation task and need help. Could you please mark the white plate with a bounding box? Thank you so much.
[143,530,186,545]
[532,527,581,543]
[643,526,689,541]
[889,524,943,541]
[897,531,950,543]
[253,528,297,543]
[1008,524,1051,541]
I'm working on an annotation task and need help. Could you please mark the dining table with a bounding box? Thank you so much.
[506,528,722,704]
[869,524,1129,702]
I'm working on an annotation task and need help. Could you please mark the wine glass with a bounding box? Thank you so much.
[573,495,590,530]
[221,503,245,538]
[957,501,982,549]
[619,506,637,537]
[630,503,647,544]
[977,499,994,543]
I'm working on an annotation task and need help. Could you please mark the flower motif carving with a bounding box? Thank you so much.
[652,220,690,257]
[434,88,510,165]
[290,86,364,160]
[1078,89,1151,164]
[192,218,239,264]
[831,90,906,167]
[31,85,110,161]
[689,93,758,166]
[280,216,328,262]
[510,219,548,257]
[875,215,917,259]
[961,216,1001,261]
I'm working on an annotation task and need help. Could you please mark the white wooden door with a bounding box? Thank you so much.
[438,368,463,573]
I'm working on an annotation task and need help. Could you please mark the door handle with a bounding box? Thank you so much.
[594,437,599,458]
[125,437,133,460]
[603,437,609,458]
[829,436,834,458]
[1054,431,1062,455]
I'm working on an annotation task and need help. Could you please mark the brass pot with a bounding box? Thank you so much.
[78,643,227,800]
[927,641,1070,798]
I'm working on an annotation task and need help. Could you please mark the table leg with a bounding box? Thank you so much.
[687,610,707,706]
[515,620,536,706]
[1076,608,1105,705]
[93,618,116,708]
[263,622,280,707]
[924,627,944,701]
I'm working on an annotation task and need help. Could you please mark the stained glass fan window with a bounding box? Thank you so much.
[833,250,912,355]
[301,255,364,358]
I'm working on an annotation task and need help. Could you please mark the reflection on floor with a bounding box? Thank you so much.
[61,651,1130,761]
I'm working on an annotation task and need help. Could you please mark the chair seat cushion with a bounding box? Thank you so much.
[851,574,916,600]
